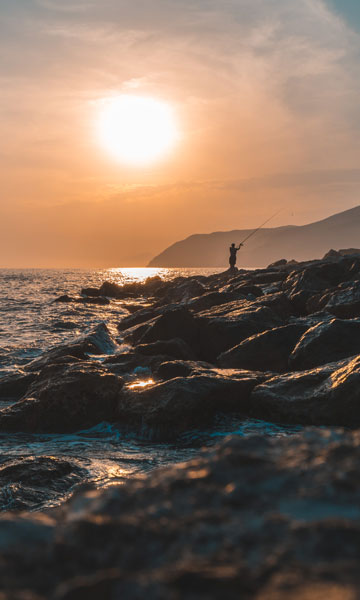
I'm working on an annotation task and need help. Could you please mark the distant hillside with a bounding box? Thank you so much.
[148,206,360,268]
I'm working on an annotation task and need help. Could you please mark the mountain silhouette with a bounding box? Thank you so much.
[148,205,360,268]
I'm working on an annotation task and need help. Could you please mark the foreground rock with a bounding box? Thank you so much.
[2,430,360,598]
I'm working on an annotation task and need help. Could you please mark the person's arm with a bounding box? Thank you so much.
[237,243,243,250]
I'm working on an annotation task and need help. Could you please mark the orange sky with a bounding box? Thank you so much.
[1,0,360,267]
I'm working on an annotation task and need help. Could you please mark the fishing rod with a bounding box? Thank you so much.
[239,209,283,246]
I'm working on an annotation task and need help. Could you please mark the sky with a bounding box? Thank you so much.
[1,0,360,267]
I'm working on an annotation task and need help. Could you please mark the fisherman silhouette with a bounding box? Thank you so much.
[229,242,243,270]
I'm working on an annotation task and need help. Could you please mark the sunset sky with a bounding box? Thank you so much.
[1,0,360,267]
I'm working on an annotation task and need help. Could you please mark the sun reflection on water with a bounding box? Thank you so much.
[106,267,169,284]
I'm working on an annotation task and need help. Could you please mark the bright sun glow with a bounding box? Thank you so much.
[97,95,179,165]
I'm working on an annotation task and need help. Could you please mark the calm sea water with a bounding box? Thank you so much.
[0,268,300,511]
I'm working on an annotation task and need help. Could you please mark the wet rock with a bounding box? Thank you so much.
[117,367,264,434]
[283,262,347,297]
[3,430,360,597]
[218,323,308,372]
[24,324,117,371]
[290,318,360,371]
[136,338,197,361]
[0,363,124,432]
[251,355,360,426]
[0,456,87,511]
[158,278,206,304]
[186,290,246,312]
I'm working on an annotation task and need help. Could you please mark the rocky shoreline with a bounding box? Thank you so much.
[2,251,360,597]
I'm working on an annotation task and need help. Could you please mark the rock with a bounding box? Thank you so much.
[158,278,206,304]
[136,338,197,361]
[138,308,201,350]
[267,258,287,268]
[186,290,246,312]
[289,318,360,371]
[155,359,213,380]
[0,363,124,432]
[24,323,118,371]
[0,371,38,401]
[117,367,265,434]
[251,354,360,426]
[198,304,283,362]
[324,282,360,318]
[323,249,341,259]
[3,431,360,597]
[0,456,87,511]
[218,323,308,372]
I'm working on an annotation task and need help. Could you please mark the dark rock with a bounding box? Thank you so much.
[198,304,283,362]
[186,290,246,312]
[251,354,360,426]
[24,323,117,371]
[0,456,87,511]
[158,278,206,304]
[139,308,201,350]
[137,338,197,361]
[81,287,102,297]
[0,363,124,432]
[218,323,308,372]
[3,431,360,598]
[118,367,265,434]
[324,282,360,318]
[0,371,38,401]
[323,249,341,259]
[267,258,287,268]
[289,318,360,371]
[155,360,213,380]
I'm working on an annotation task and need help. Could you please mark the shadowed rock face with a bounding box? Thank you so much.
[218,323,308,372]
[2,430,360,598]
[290,318,360,371]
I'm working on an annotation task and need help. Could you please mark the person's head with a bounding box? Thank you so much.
[231,243,235,247]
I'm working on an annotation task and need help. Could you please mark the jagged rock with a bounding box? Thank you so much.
[0,371,38,401]
[0,363,124,432]
[138,308,201,350]
[158,278,206,304]
[198,304,283,362]
[186,290,246,312]
[323,249,341,259]
[136,338,197,361]
[289,318,360,370]
[251,355,360,426]
[24,324,118,371]
[267,258,287,268]
[324,282,360,318]
[218,323,308,372]
[3,431,360,598]
[117,367,265,434]
[0,456,87,511]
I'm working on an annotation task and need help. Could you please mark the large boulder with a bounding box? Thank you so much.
[290,318,360,370]
[117,366,265,435]
[197,304,283,362]
[218,323,308,372]
[251,355,360,426]
[24,323,118,371]
[324,281,360,318]
[0,363,124,432]
[137,308,201,352]
[136,338,197,361]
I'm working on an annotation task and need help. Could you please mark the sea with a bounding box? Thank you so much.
[0,268,301,512]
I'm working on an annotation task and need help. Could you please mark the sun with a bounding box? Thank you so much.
[97,95,179,165]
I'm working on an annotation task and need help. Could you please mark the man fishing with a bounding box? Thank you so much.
[229,243,243,270]
[228,210,282,271]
